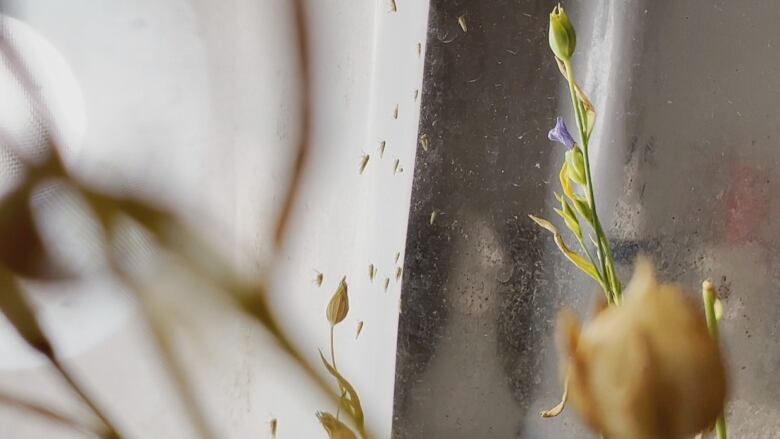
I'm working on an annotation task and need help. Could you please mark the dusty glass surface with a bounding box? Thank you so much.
[393,0,780,437]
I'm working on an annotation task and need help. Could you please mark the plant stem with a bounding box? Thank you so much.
[703,281,727,439]
[330,325,337,370]
[330,324,344,420]
[0,389,106,438]
[50,359,122,439]
[562,59,618,304]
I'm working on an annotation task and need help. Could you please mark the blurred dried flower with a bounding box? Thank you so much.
[557,258,726,439]
[326,276,349,326]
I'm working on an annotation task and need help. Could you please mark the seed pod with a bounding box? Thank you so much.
[457,15,468,32]
[419,134,429,152]
[326,276,349,326]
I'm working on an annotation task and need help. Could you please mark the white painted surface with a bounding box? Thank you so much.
[0,0,428,437]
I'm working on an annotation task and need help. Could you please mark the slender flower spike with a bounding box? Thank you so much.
[548,117,576,149]
[549,3,576,61]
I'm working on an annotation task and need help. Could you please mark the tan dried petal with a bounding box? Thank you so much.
[326,276,349,326]
[316,412,357,439]
[560,257,726,439]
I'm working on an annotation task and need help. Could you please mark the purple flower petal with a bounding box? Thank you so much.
[548,117,575,149]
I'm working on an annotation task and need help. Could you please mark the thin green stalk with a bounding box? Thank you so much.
[574,233,607,293]
[703,281,727,439]
[562,59,615,304]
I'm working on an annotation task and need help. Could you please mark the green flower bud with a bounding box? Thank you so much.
[565,148,587,185]
[548,4,576,61]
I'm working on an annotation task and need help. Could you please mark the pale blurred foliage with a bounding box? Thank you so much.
[0,2,366,438]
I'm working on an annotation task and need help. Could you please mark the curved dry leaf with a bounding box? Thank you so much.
[528,215,600,282]
[316,411,357,439]
[541,373,569,418]
[318,351,365,437]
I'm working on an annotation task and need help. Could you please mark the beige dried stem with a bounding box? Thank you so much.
[0,389,106,438]
[272,0,311,252]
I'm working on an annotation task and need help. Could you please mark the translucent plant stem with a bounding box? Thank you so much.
[703,281,727,439]
[562,58,621,304]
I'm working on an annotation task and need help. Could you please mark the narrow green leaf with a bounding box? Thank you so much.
[529,215,601,282]
[553,194,581,238]
[571,196,594,226]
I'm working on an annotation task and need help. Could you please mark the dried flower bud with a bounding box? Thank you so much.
[316,412,357,439]
[326,276,349,326]
[558,258,726,439]
[548,3,576,61]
